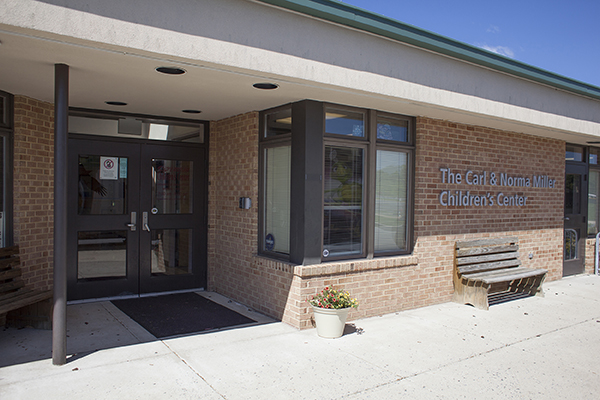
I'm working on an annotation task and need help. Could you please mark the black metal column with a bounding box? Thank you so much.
[52,63,69,366]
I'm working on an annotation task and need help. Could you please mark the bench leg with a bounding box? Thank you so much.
[6,298,53,330]
[529,275,545,297]
[508,276,545,298]
[454,279,490,310]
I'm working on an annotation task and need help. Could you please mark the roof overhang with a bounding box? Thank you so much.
[0,0,598,144]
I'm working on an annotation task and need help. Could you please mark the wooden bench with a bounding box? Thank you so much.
[0,246,53,329]
[453,237,547,310]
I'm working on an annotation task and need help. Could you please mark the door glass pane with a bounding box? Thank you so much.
[564,229,578,260]
[264,146,291,254]
[565,174,581,215]
[151,229,192,275]
[78,155,128,215]
[323,146,363,258]
[325,108,365,137]
[375,150,408,252]
[152,160,193,214]
[78,231,127,279]
[589,170,599,236]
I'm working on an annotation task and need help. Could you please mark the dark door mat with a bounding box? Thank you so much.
[112,292,256,339]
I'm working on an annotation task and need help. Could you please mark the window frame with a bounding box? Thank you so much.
[371,145,414,257]
[324,106,415,261]
[258,101,415,264]
[322,140,368,261]
[258,104,293,260]
[0,90,14,247]
[587,146,600,238]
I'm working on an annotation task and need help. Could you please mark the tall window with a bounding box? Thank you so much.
[264,145,291,254]
[323,146,364,257]
[0,90,13,248]
[260,106,292,256]
[588,148,600,236]
[375,150,408,252]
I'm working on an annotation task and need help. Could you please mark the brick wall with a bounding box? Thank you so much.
[207,111,260,297]
[414,117,565,282]
[13,96,54,291]
[208,114,566,329]
[585,239,596,275]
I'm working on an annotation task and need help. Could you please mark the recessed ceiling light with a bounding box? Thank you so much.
[156,66,186,75]
[105,101,128,106]
[182,109,202,114]
[253,83,279,90]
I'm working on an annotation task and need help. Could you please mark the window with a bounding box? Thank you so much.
[68,109,207,143]
[323,146,364,258]
[265,108,292,138]
[0,90,13,247]
[588,147,600,237]
[259,101,414,263]
[264,145,291,254]
[325,108,365,137]
[322,108,413,260]
[566,144,584,162]
[375,150,409,252]
[588,169,599,236]
[259,105,292,257]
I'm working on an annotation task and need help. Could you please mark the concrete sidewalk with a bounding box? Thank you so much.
[1,275,599,399]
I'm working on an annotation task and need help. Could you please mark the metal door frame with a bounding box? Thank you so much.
[67,134,207,300]
[564,162,587,276]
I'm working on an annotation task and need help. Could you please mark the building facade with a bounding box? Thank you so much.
[1,0,599,330]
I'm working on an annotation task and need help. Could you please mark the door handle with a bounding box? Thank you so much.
[143,211,150,232]
[564,217,570,221]
[126,212,137,231]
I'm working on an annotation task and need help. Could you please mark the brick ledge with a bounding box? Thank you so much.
[252,254,419,278]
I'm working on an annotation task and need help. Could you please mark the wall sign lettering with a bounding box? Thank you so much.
[438,168,556,207]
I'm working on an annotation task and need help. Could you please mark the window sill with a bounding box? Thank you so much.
[294,255,418,278]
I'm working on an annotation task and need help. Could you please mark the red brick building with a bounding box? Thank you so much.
[1,0,599,335]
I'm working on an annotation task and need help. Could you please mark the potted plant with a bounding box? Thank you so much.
[309,286,359,338]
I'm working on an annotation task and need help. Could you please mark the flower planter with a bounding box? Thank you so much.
[312,306,350,338]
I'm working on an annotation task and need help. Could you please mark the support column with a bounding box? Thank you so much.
[290,100,324,265]
[52,63,69,366]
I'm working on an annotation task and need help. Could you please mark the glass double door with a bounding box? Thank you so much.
[67,138,207,300]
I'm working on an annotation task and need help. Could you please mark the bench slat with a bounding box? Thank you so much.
[456,244,519,257]
[463,266,546,282]
[482,269,547,285]
[0,289,34,305]
[0,256,20,271]
[0,245,19,258]
[456,236,518,249]
[0,266,21,282]
[0,289,52,315]
[458,259,521,275]
[0,279,25,294]
[457,251,520,266]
